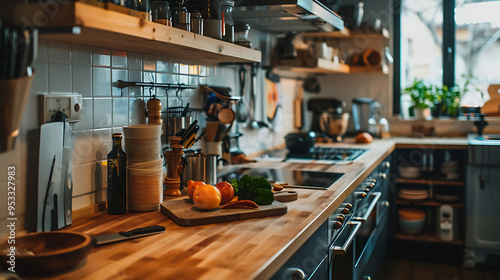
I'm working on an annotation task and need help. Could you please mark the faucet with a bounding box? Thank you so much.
[474,113,488,137]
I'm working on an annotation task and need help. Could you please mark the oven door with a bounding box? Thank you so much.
[329,221,362,280]
[352,192,390,280]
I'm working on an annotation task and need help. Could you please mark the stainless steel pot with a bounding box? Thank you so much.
[181,152,218,186]
[319,112,349,141]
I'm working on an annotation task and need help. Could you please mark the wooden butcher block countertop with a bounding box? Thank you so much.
[38,139,406,280]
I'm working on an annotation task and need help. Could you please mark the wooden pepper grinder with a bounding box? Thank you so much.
[147,96,162,125]
[163,144,184,196]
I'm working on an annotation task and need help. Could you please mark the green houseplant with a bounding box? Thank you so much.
[403,80,435,120]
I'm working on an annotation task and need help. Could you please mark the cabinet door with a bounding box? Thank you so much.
[466,166,500,248]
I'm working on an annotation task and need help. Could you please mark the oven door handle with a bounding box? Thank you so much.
[353,192,382,223]
[330,221,362,255]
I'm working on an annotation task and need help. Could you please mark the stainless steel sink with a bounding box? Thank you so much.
[480,135,500,141]
[469,134,500,145]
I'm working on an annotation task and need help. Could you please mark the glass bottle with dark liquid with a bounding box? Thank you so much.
[107,133,127,214]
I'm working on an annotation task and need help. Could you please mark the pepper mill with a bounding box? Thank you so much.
[163,144,184,196]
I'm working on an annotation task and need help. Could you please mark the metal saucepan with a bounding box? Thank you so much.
[319,112,349,141]
[284,131,316,154]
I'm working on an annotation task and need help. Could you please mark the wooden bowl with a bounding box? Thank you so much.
[0,232,92,275]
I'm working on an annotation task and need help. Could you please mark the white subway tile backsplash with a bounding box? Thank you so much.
[113,98,129,126]
[73,65,92,97]
[31,62,48,94]
[143,71,155,83]
[72,163,93,196]
[143,54,156,71]
[92,48,111,67]
[72,194,95,211]
[72,130,94,165]
[199,65,207,76]
[180,74,188,85]
[180,63,189,74]
[156,59,167,72]
[156,72,167,84]
[128,70,142,97]
[93,161,107,195]
[92,67,111,96]
[168,60,179,73]
[112,50,128,68]
[167,74,179,84]
[189,65,198,75]
[72,45,92,65]
[48,42,71,64]
[112,69,128,96]
[36,40,48,63]
[48,63,71,93]
[128,52,142,70]
[93,128,112,162]
[93,98,112,128]
[74,98,93,131]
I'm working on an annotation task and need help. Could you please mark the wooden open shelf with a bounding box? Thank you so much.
[396,200,463,208]
[396,233,463,245]
[302,28,390,39]
[12,2,261,64]
[397,178,464,187]
[273,58,387,75]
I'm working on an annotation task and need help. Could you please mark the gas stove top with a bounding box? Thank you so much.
[287,147,367,162]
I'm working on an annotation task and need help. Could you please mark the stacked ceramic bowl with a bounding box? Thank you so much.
[398,186,429,201]
[398,166,421,179]
[398,208,426,235]
[123,124,163,212]
[440,160,460,181]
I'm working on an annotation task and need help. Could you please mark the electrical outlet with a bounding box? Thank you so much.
[39,94,83,124]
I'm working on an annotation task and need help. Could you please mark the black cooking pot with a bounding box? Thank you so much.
[285,132,316,154]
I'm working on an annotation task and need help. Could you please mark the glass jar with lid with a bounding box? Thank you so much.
[221,0,234,42]
[151,1,172,26]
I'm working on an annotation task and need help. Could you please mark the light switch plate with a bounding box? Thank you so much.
[39,94,83,124]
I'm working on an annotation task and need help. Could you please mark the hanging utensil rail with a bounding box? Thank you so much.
[114,80,196,90]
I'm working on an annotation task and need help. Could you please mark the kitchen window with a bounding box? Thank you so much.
[394,0,500,117]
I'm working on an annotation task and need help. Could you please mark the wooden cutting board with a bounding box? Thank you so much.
[273,191,298,202]
[161,199,287,226]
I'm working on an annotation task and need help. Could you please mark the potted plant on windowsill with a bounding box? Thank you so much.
[403,80,434,120]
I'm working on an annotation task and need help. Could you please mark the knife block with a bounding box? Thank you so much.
[0,73,34,153]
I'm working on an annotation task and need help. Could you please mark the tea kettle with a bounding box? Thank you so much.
[351,97,373,133]
[351,98,389,138]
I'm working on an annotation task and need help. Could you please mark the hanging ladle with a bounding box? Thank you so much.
[235,65,248,123]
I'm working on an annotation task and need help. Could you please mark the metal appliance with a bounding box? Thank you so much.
[37,121,75,232]
[351,97,374,134]
[330,158,391,280]
[287,146,366,162]
[233,0,344,33]
[307,98,346,134]
[438,205,458,242]
[269,157,391,279]
[464,134,500,267]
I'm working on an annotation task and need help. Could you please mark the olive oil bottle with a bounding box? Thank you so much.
[107,133,126,214]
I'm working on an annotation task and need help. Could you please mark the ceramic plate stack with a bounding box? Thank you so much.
[123,124,163,212]
[398,166,421,179]
[398,208,426,235]
[398,186,429,201]
[440,161,460,181]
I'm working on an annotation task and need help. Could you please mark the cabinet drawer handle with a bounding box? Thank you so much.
[288,268,306,280]
[353,192,382,223]
[330,221,362,255]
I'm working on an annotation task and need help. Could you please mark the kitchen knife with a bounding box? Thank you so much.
[7,27,18,80]
[92,225,166,246]
[15,27,30,78]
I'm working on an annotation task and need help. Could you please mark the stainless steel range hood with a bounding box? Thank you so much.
[233,0,344,33]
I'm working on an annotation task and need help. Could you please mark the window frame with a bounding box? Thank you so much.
[393,0,456,116]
